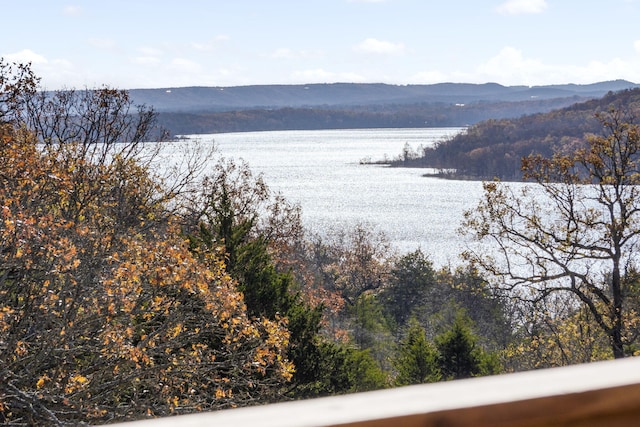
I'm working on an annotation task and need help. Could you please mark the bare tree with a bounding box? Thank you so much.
[0,59,38,123]
[462,106,640,359]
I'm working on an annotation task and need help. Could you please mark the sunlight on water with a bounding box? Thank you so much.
[187,128,482,267]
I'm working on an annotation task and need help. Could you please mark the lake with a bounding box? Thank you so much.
[186,128,484,267]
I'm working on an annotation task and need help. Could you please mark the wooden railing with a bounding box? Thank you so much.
[111,356,640,427]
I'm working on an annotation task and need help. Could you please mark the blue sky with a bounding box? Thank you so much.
[4,0,640,89]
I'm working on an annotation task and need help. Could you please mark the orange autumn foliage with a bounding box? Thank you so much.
[0,118,292,424]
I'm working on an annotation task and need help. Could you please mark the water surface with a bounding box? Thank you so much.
[191,128,483,266]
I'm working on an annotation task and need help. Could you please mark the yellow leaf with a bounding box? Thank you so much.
[36,375,49,389]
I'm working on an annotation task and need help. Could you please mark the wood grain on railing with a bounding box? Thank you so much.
[110,356,640,427]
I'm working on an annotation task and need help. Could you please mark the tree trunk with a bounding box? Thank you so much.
[611,259,625,359]
[611,326,625,359]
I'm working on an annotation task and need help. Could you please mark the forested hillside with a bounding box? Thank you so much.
[399,88,640,180]
[131,81,638,112]
[2,59,638,426]
[156,97,584,135]
[0,59,513,426]
[131,80,640,135]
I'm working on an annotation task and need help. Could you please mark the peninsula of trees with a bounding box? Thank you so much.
[395,88,640,180]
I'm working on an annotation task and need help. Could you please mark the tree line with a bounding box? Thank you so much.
[1,60,638,425]
[156,96,584,135]
[395,89,640,180]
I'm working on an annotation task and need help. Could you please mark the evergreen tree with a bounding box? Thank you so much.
[393,319,440,386]
[434,312,501,380]
[380,249,438,329]
[350,294,395,368]
[343,349,389,392]
[187,158,388,398]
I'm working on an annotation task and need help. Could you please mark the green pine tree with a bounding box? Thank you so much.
[187,159,389,398]
[393,319,441,386]
[434,311,501,380]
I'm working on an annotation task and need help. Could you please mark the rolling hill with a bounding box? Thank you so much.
[131,80,639,113]
[128,81,640,135]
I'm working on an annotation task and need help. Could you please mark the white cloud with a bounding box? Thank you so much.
[88,38,118,51]
[479,46,539,71]
[132,56,162,66]
[634,40,640,54]
[169,58,202,74]
[131,46,163,66]
[268,48,323,60]
[5,49,48,65]
[191,35,230,52]
[63,5,82,17]
[270,48,297,59]
[3,51,81,89]
[476,46,547,83]
[578,57,639,83]
[472,46,640,85]
[409,70,450,84]
[496,0,547,15]
[290,68,366,83]
[354,38,406,55]
[138,46,164,57]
